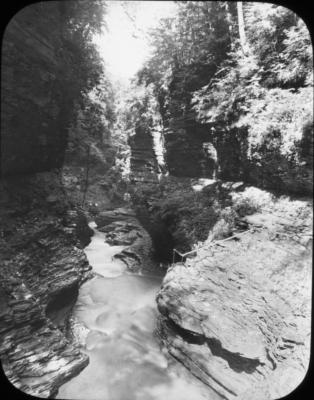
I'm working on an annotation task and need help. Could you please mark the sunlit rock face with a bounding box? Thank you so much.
[1,2,72,176]
[0,172,93,397]
[157,217,311,399]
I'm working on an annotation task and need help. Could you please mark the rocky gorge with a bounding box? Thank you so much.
[1,2,313,400]
[0,172,93,397]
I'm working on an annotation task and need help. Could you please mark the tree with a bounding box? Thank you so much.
[237,2,249,55]
[134,1,313,193]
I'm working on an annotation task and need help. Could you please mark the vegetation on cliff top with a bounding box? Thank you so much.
[115,1,313,254]
[133,1,313,194]
[60,1,118,208]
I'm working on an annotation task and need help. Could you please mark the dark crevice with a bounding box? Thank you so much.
[135,209,176,263]
[45,283,79,329]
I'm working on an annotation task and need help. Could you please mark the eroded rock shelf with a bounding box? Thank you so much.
[157,211,311,399]
[0,174,93,397]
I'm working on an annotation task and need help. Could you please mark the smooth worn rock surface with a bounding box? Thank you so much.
[96,208,157,273]
[0,172,93,397]
[157,210,312,399]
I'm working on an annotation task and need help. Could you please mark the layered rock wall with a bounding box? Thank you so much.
[0,3,98,396]
[142,66,313,195]
[1,2,69,176]
[129,124,160,185]
[0,172,93,397]
[157,202,312,399]
[160,76,218,179]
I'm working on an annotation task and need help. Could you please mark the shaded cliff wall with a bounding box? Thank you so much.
[0,2,101,396]
[143,82,313,196]
[1,2,72,176]
[128,123,170,259]
[130,5,313,196]
[0,172,92,397]
[127,67,226,183]
[160,65,219,179]
[129,123,160,185]
[157,67,313,195]
[157,70,251,183]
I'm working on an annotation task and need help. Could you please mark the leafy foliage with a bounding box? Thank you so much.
[245,3,312,88]
[138,1,234,90]
[60,1,122,207]
[60,0,108,112]
[189,2,312,193]
[125,1,313,255]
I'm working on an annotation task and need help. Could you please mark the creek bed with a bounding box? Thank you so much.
[57,222,211,400]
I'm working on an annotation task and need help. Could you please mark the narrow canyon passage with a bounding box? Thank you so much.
[57,223,214,400]
[1,2,311,398]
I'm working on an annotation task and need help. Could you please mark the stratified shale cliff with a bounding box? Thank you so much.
[1,2,69,176]
[0,173,92,397]
[159,66,220,180]
[127,75,312,398]
[127,7,313,396]
[156,190,312,399]
[127,85,166,186]
[132,3,313,196]
[1,2,312,399]
[0,2,103,396]
[129,124,160,185]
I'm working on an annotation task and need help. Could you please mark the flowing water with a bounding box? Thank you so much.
[57,223,212,400]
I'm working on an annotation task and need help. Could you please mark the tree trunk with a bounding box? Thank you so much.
[81,145,90,208]
[237,2,249,55]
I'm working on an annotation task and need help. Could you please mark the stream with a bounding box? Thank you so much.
[57,222,211,400]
